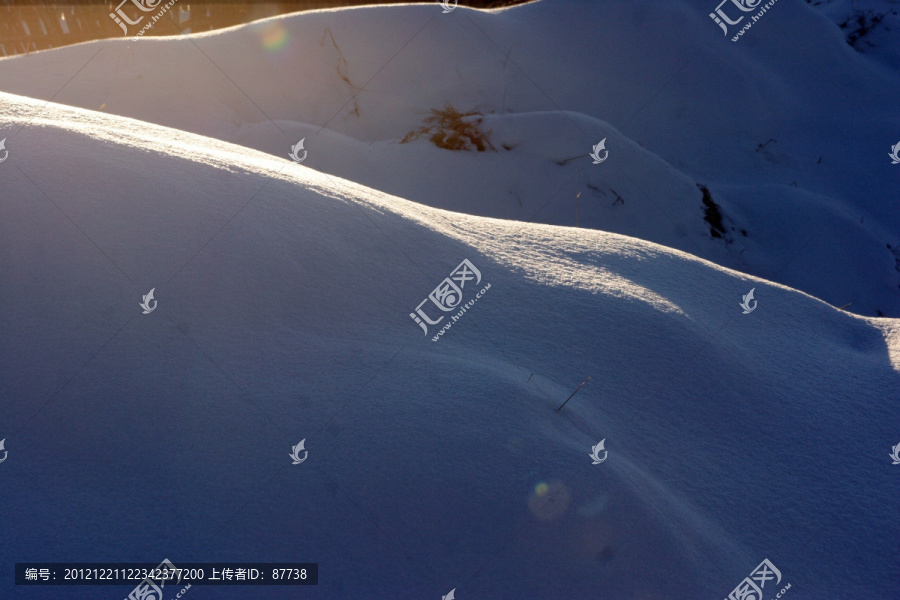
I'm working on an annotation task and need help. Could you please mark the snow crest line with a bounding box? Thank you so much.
[431,283,492,342]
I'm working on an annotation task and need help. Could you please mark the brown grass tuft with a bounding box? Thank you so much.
[401,105,496,152]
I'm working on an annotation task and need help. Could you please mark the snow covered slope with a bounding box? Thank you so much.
[1,0,899,317]
[805,0,900,69]
[1,92,898,599]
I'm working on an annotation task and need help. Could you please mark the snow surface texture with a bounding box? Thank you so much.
[0,1,898,599]
[1,0,899,316]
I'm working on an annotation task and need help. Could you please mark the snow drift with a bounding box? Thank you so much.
[0,91,898,598]
[1,0,899,317]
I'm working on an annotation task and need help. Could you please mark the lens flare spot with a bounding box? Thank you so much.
[261,23,289,52]
[576,493,609,517]
[528,480,570,521]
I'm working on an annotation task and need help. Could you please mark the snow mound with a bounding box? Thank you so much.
[1,92,899,599]
[1,0,899,316]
